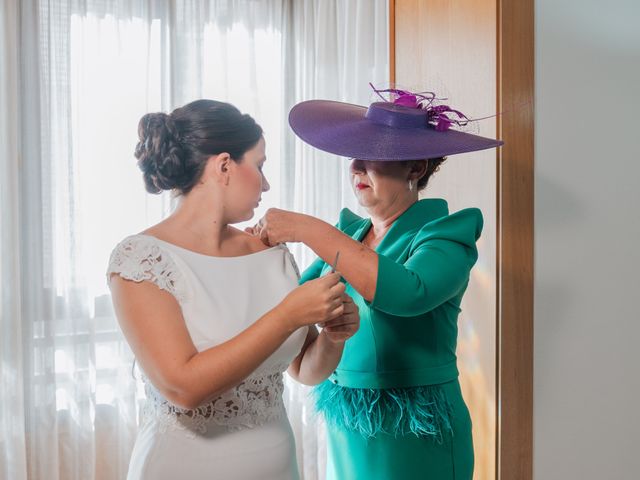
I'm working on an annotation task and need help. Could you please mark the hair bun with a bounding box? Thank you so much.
[134,112,187,193]
[134,99,264,196]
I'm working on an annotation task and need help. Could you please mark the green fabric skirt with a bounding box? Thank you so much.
[318,380,474,480]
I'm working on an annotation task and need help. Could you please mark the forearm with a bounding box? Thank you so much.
[295,331,345,386]
[299,215,378,302]
[166,308,295,409]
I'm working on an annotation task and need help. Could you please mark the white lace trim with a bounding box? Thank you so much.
[106,235,187,303]
[140,363,290,437]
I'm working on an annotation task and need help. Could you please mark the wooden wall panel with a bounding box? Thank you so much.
[496,0,534,478]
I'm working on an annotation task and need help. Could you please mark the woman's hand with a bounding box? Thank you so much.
[276,272,346,332]
[245,208,308,246]
[318,294,360,344]
[248,208,380,303]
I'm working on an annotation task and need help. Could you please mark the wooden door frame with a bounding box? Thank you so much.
[389,1,534,479]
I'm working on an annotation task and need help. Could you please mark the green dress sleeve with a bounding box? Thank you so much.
[367,208,484,317]
[299,256,326,285]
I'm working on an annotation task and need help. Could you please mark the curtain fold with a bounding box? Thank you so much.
[0,1,387,478]
[1,1,28,478]
[281,3,388,478]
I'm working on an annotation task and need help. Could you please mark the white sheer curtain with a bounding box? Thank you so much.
[0,1,387,478]
[1,2,28,479]
[281,2,389,479]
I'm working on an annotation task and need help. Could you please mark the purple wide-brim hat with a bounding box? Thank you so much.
[289,100,503,161]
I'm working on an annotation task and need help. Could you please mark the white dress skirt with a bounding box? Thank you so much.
[107,234,308,480]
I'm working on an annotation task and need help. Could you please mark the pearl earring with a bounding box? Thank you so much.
[408,179,414,191]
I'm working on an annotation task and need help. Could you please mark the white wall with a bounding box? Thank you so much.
[534,1,640,478]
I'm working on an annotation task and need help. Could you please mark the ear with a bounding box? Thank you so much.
[407,160,428,181]
[206,153,234,186]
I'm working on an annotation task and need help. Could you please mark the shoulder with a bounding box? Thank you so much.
[336,207,367,234]
[106,234,188,302]
[415,207,484,248]
[108,234,158,263]
[228,227,274,255]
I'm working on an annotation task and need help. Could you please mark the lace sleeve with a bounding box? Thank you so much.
[106,235,187,303]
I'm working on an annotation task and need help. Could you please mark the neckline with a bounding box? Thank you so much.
[135,233,281,260]
[353,198,449,252]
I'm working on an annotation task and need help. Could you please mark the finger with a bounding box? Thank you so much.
[327,316,358,329]
[325,324,349,333]
[342,304,357,316]
[343,302,358,314]
[324,311,356,324]
[330,281,346,296]
[324,329,351,340]
[329,297,343,311]
[326,271,342,283]
[326,329,352,337]
[327,326,358,337]
[341,293,353,302]
[259,227,271,246]
[325,316,358,328]
[328,304,345,320]
[323,320,350,329]
[327,291,344,306]
[324,333,348,342]
[322,272,342,286]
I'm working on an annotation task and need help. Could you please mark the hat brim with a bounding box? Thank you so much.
[288,100,503,160]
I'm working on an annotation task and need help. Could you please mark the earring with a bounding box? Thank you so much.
[408,179,414,191]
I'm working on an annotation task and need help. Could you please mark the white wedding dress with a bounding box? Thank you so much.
[106,234,308,480]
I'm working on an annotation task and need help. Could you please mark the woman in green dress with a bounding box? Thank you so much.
[249,88,503,479]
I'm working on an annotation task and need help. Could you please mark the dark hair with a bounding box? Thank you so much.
[416,157,446,191]
[134,99,263,195]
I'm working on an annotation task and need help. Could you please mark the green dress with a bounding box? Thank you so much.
[299,198,482,480]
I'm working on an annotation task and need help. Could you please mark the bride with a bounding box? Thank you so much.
[107,99,359,480]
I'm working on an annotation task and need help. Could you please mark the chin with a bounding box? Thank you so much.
[354,195,373,208]
[228,209,255,225]
[242,210,255,222]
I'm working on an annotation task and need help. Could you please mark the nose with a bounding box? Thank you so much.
[350,158,366,174]
[261,175,270,192]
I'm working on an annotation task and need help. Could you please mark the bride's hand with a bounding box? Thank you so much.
[277,272,346,330]
[246,208,306,246]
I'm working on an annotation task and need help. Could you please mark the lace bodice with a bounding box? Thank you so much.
[141,363,290,437]
[107,234,307,436]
